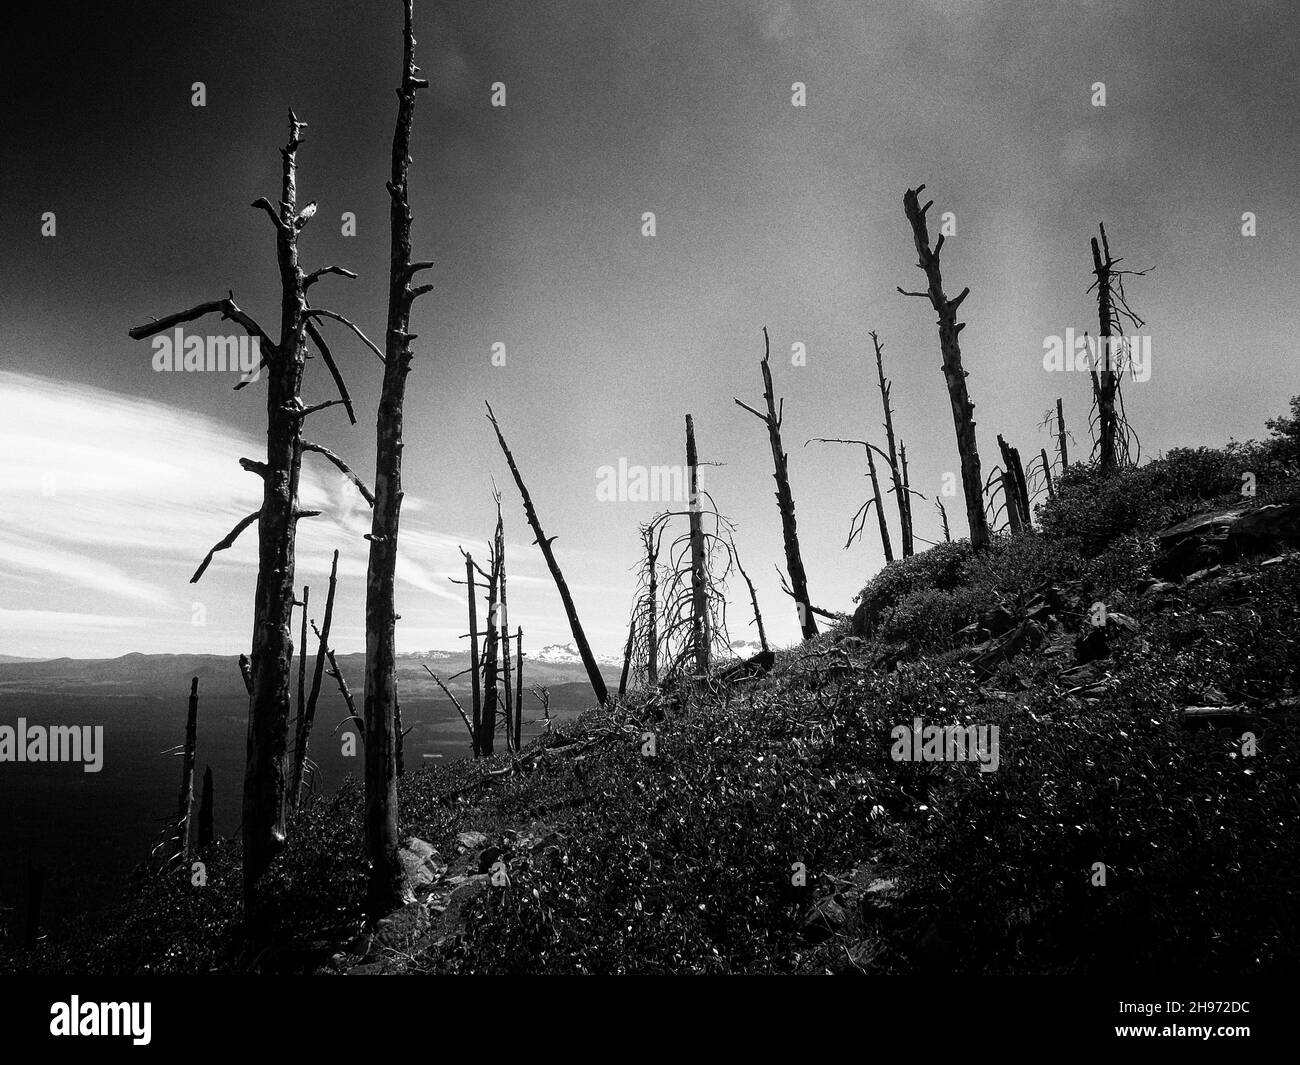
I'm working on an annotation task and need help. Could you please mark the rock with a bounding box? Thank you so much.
[1154,501,1300,579]
[803,895,850,943]
[1106,611,1140,634]
[399,837,446,887]
[456,830,488,853]
[372,901,430,952]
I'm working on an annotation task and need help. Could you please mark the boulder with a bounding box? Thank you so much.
[398,837,446,887]
[1154,501,1300,579]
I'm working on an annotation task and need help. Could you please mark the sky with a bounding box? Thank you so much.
[2,0,1298,659]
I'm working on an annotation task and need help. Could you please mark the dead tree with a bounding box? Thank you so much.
[513,627,524,752]
[1087,223,1146,475]
[291,549,339,812]
[296,585,309,742]
[487,402,608,705]
[198,767,215,849]
[129,111,373,909]
[899,184,988,551]
[480,549,501,756]
[362,0,432,917]
[618,616,636,699]
[734,328,818,639]
[496,498,514,751]
[462,550,483,756]
[936,500,952,543]
[1056,398,1069,470]
[997,435,1031,529]
[424,666,475,749]
[805,437,894,558]
[685,415,710,674]
[899,440,915,543]
[870,331,912,555]
[1040,448,1055,499]
[175,677,200,861]
[238,654,254,697]
[629,522,665,690]
[732,540,769,654]
[1001,467,1023,534]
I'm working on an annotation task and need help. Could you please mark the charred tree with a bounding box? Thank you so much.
[496,501,514,751]
[618,615,636,699]
[296,585,309,740]
[175,677,200,861]
[486,402,609,705]
[900,184,989,551]
[732,540,769,654]
[198,766,215,849]
[291,549,339,812]
[870,331,911,556]
[685,415,710,674]
[734,328,818,640]
[806,436,894,559]
[462,550,483,756]
[479,552,501,756]
[937,500,952,543]
[513,627,523,752]
[362,0,431,917]
[129,111,372,909]
[1091,225,1119,475]
[1056,398,1069,470]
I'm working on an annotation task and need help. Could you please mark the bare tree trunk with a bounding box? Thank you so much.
[129,114,335,909]
[514,627,523,753]
[900,184,989,551]
[618,615,635,699]
[480,557,500,756]
[174,677,200,862]
[900,440,915,543]
[732,542,769,654]
[424,666,475,749]
[463,551,482,757]
[937,500,952,543]
[864,444,894,562]
[362,0,430,917]
[291,549,338,812]
[871,331,911,556]
[685,415,710,674]
[1091,224,1119,475]
[238,654,254,698]
[646,544,660,688]
[497,515,513,750]
[486,403,609,705]
[1001,469,1023,534]
[734,328,818,639]
[198,766,214,849]
[1041,447,1055,499]
[1056,397,1069,470]
[997,435,1030,529]
[296,585,309,740]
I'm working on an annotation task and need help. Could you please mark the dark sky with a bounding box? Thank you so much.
[2,0,1298,658]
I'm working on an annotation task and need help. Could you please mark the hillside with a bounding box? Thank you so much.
[8,414,1300,975]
